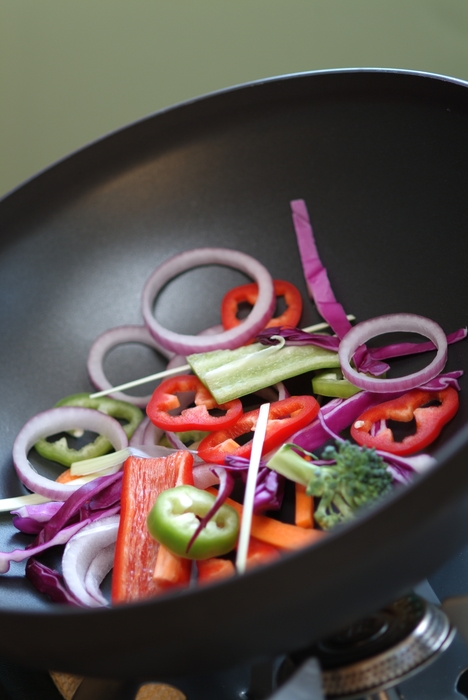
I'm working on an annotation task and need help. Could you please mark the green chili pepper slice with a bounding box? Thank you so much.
[147,485,239,560]
[34,393,143,467]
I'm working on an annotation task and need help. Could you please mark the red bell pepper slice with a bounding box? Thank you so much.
[221,279,303,331]
[197,395,319,464]
[350,387,459,456]
[146,374,243,432]
[111,450,194,603]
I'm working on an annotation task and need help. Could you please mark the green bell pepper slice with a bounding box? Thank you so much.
[147,485,239,560]
[34,393,144,467]
[187,341,340,404]
[312,369,361,399]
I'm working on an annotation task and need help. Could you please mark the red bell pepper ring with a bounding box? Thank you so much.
[147,374,243,432]
[350,387,459,456]
[221,279,303,331]
[197,395,320,464]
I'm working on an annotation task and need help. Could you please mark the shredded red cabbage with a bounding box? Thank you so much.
[224,455,285,513]
[257,325,466,381]
[12,516,45,535]
[34,472,122,547]
[256,326,340,351]
[291,200,354,341]
[25,558,82,606]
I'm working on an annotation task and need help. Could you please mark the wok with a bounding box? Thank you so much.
[0,68,468,682]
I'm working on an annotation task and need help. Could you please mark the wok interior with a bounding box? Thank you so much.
[0,70,468,678]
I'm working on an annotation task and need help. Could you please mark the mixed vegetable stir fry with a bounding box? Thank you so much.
[0,199,465,607]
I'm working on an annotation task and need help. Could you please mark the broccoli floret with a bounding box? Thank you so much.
[306,440,393,530]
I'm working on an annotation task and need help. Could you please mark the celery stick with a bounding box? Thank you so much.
[187,342,339,403]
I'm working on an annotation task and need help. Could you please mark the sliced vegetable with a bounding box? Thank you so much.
[146,375,243,432]
[350,387,459,455]
[153,545,192,590]
[85,543,116,606]
[187,341,340,404]
[312,368,362,399]
[295,483,314,529]
[34,393,143,467]
[221,279,302,332]
[290,199,386,376]
[62,515,119,608]
[25,558,81,606]
[111,451,194,603]
[147,485,239,560]
[291,199,353,341]
[197,557,235,584]
[256,326,340,351]
[245,537,281,569]
[338,313,448,393]
[87,324,175,407]
[141,247,275,355]
[12,407,128,501]
[207,489,325,551]
[197,396,320,464]
[224,454,285,514]
[235,402,270,574]
[268,441,393,530]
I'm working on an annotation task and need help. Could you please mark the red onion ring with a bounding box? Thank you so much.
[85,542,116,606]
[87,325,174,408]
[141,248,275,355]
[12,407,129,501]
[339,313,448,392]
[62,515,119,607]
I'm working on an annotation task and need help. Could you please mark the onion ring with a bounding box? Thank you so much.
[12,407,129,501]
[62,515,119,607]
[339,313,448,392]
[141,248,275,355]
[87,325,174,408]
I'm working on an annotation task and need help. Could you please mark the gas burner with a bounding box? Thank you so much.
[279,593,455,699]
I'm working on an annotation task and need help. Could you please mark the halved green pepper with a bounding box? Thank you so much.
[147,485,239,560]
[34,393,143,467]
[187,341,340,404]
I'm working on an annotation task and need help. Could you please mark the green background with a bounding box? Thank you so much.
[1,0,467,198]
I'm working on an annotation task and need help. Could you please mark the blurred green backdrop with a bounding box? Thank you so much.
[1,0,467,197]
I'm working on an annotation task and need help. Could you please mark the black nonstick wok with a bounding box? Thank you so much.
[1,68,468,683]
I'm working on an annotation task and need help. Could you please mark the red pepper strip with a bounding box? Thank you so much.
[146,374,243,432]
[197,395,319,464]
[111,451,194,603]
[221,279,303,331]
[350,387,459,456]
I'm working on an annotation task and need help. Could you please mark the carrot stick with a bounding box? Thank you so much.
[56,468,80,484]
[197,558,235,584]
[153,545,192,590]
[206,488,324,551]
[295,483,314,529]
[245,537,280,570]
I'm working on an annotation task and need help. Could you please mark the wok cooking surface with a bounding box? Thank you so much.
[1,69,468,679]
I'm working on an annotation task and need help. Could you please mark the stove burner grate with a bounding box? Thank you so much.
[279,593,455,699]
